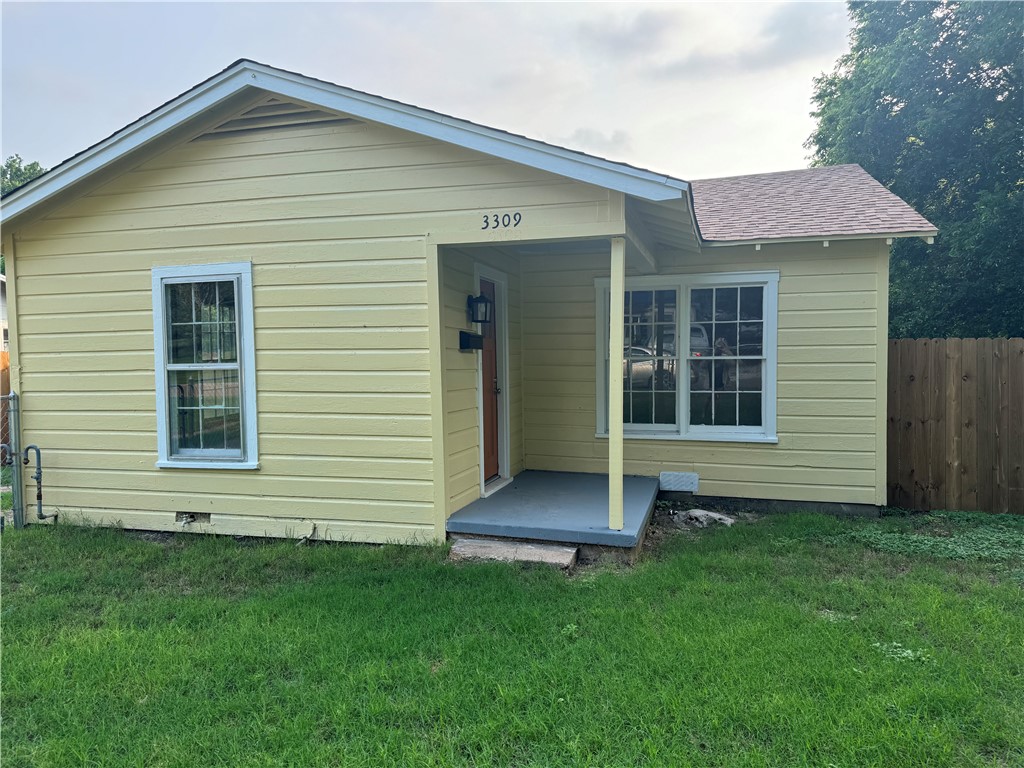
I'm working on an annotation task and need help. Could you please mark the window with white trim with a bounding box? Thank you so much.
[597,271,778,443]
[152,263,259,468]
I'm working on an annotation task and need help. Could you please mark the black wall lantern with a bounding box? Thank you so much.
[467,293,494,324]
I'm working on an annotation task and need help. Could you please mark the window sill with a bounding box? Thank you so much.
[596,432,778,445]
[156,460,260,470]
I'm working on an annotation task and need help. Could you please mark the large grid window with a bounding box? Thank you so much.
[598,271,778,443]
[622,289,678,427]
[167,281,241,454]
[152,263,258,469]
[687,285,765,429]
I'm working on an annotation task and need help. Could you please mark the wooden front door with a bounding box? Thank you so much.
[481,279,499,482]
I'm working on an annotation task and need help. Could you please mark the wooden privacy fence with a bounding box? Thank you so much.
[888,338,1024,513]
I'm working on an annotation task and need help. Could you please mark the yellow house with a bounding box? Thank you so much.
[0,60,935,545]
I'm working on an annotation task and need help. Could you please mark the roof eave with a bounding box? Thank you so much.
[699,229,938,247]
[1,61,686,226]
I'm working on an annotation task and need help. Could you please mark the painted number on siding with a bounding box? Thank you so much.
[481,212,522,230]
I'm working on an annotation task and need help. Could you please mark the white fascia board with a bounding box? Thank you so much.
[2,62,687,225]
[699,229,939,247]
[242,64,687,201]
[1,68,256,224]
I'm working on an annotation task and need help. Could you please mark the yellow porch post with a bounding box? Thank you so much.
[608,237,625,531]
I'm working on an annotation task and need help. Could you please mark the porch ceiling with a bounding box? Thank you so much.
[627,196,703,256]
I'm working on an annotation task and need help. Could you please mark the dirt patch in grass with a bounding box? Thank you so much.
[124,530,179,546]
[642,503,761,554]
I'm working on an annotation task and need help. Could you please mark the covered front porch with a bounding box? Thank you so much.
[446,470,660,547]
[437,197,698,549]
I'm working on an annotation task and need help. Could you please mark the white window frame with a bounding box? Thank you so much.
[152,262,259,469]
[595,270,779,444]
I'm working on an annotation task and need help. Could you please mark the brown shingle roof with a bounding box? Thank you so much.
[690,164,936,243]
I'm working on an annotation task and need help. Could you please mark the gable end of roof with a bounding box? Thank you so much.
[1,60,687,225]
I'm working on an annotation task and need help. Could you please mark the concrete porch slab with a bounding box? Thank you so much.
[446,471,659,547]
[449,537,578,569]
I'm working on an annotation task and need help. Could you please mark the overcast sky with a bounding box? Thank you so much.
[1,1,853,181]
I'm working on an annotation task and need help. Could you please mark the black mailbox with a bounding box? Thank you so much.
[459,331,484,351]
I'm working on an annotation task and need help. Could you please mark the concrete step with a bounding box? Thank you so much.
[449,537,578,570]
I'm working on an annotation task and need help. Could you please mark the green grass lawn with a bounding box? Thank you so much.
[2,512,1022,767]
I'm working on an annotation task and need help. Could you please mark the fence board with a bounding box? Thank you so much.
[960,338,979,510]
[887,341,901,506]
[896,340,918,509]
[926,338,946,508]
[888,338,1023,513]
[912,339,933,509]
[994,339,1010,513]
[1008,339,1024,513]
[944,339,962,509]
[977,338,995,512]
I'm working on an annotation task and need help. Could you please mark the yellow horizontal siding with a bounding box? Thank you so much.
[440,245,524,515]
[521,239,886,506]
[12,115,612,541]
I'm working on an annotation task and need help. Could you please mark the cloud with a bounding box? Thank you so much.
[549,128,632,158]
[577,9,680,59]
[652,3,849,80]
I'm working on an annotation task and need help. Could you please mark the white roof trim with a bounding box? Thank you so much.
[1,61,687,224]
[699,229,938,247]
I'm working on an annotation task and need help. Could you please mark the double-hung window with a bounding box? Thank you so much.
[597,271,778,443]
[152,262,259,468]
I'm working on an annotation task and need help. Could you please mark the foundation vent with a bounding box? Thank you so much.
[176,512,211,525]
[659,471,699,493]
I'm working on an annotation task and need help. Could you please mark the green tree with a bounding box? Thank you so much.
[808,1,1022,338]
[2,154,46,196]
[2,155,48,273]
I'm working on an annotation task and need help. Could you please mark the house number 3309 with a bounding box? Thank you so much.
[481,212,522,230]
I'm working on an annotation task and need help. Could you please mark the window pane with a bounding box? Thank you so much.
[203,409,228,450]
[218,281,236,322]
[714,360,737,391]
[690,393,711,425]
[738,360,762,391]
[169,324,196,364]
[652,360,676,391]
[656,290,676,322]
[689,322,712,357]
[168,284,193,324]
[690,360,711,391]
[198,322,219,362]
[224,410,242,449]
[168,370,242,455]
[654,325,674,356]
[739,322,764,356]
[654,392,676,424]
[169,379,201,449]
[195,282,218,322]
[220,323,238,363]
[714,287,738,321]
[631,392,653,424]
[691,289,713,322]
[740,286,763,320]
[630,291,652,326]
[224,373,241,409]
[617,288,678,428]
[713,323,737,355]
[739,393,762,426]
[713,393,737,426]
[630,359,654,391]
